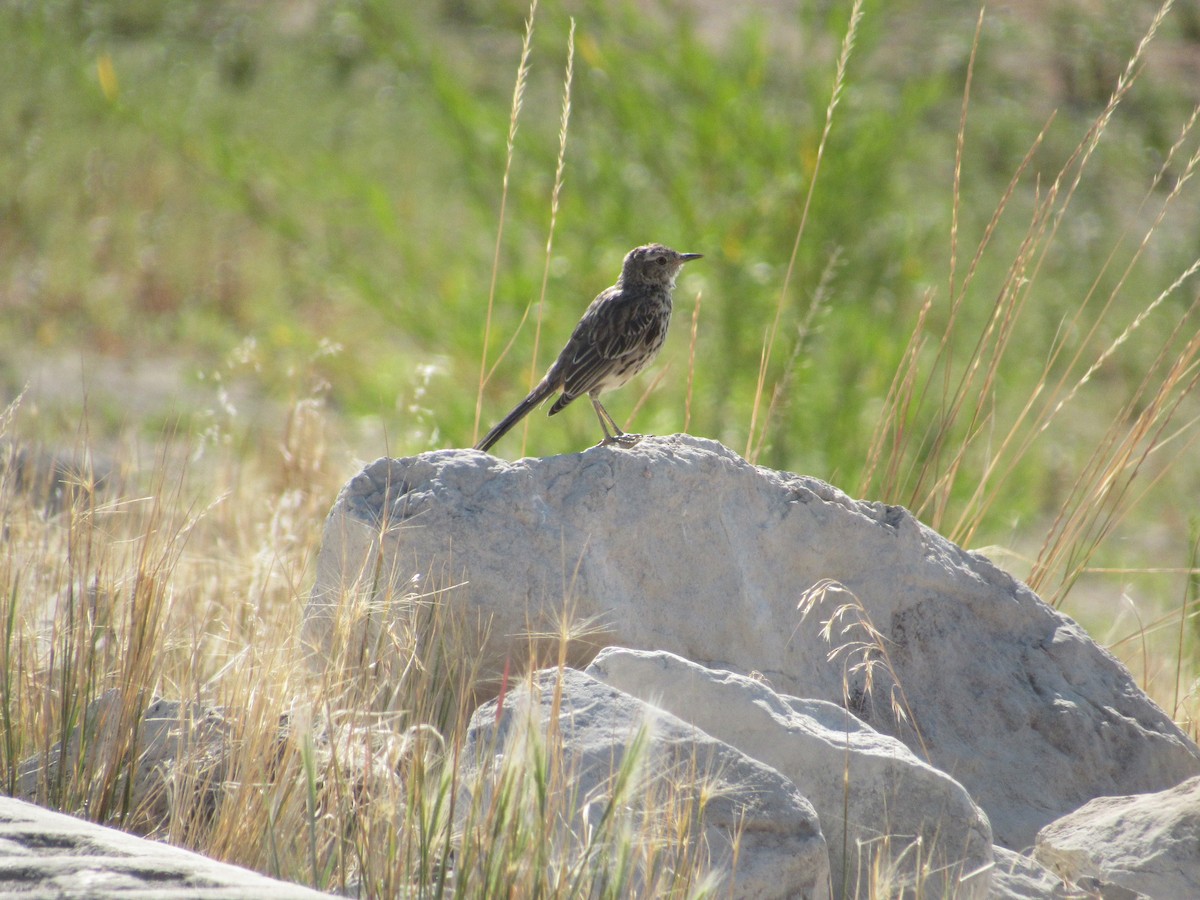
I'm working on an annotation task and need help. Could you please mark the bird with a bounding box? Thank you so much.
[475,243,702,453]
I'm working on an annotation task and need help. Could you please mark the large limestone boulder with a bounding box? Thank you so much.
[586,647,993,899]
[459,667,831,899]
[303,435,1200,849]
[1035,774,1200,898]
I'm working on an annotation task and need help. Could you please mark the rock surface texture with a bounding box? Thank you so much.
[305,435,1200,852]
[1035,774,1200,898]
[989,847,1084,899]
[0,797,330,898]
[587,647,992,899]
[461,667,831,900]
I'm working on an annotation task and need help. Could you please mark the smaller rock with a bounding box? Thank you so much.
[989,847,1075,899]
[459,667,831,899]
[0,439,115,512]
[1035,774,1200,899]
[15,691,404,841]
[587,647,992,900]
[15,691,233,835]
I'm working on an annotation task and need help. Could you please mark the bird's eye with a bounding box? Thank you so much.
[656,256,667,266]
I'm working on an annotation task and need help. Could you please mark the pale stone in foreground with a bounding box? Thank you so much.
[0,796,330,898]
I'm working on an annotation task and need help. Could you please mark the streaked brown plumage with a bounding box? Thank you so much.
[476,243,701,453]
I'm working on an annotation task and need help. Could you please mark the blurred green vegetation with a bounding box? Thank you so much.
[3,0,1199,553]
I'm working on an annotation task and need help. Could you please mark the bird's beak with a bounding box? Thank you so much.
[679,253,703,262]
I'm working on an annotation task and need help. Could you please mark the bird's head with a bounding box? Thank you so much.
[620,244,703,287]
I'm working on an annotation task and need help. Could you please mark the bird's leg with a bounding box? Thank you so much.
[592,397,642,447]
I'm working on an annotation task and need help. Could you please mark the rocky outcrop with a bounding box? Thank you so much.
[304,435,1200,853]
[15,434,1193,897]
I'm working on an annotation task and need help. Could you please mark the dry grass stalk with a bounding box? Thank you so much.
[797,578,928,760]
[859,0,1199,614]
[747,0,865,464]
[473,0,539,444]
[520,16,576,456]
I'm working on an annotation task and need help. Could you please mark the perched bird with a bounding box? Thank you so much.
[476,243,702,453]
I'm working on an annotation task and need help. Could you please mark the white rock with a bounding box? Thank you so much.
[460,667,831,899]
[0,796,328,898]
[586,647,992,899]
[304,435,1200,848]
[988,847,1075,899]
[1035,774,1200,898]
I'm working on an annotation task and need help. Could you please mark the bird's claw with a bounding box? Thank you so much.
[600,432,645,448]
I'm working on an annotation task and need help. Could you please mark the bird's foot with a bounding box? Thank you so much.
[599,432,645,448]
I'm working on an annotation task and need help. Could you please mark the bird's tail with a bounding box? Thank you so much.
[475,379,557,452]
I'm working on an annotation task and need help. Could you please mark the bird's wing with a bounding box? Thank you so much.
[556,289,662,400]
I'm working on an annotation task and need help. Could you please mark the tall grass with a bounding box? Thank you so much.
[1,389,736,893]
[857,0,1200,610]
[473,0,539,448]
[746,0,865,464]
[520,17,576,456]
